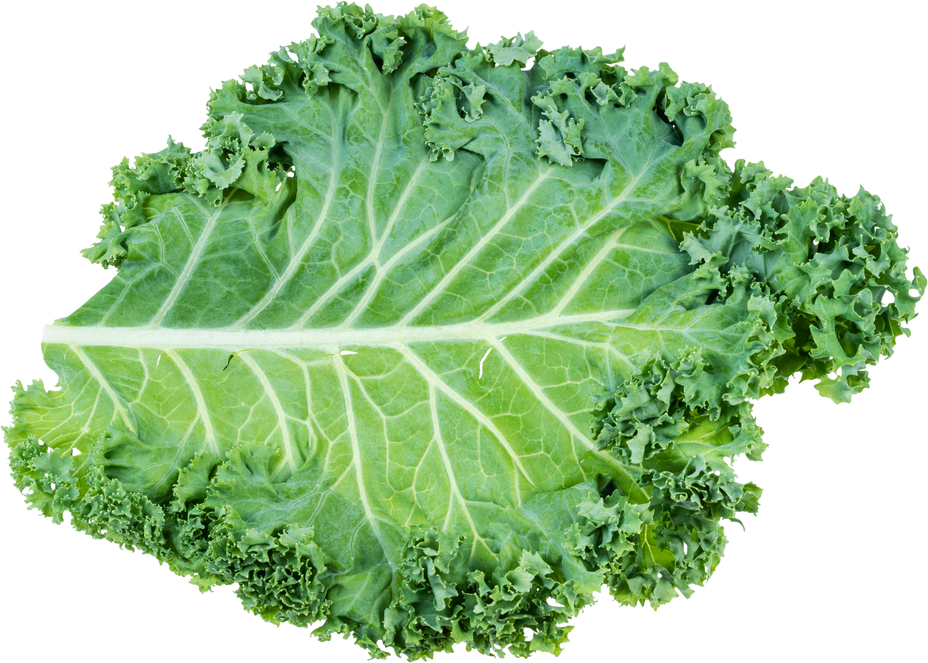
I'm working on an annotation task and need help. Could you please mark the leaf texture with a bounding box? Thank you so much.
[5,3,923,658]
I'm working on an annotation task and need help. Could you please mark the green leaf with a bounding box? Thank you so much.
[5,3,922,659]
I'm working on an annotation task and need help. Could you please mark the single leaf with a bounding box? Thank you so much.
[5,3,922,658]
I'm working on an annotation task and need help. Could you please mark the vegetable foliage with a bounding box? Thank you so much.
[6,3,923,658]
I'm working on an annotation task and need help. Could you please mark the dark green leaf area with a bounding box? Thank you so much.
[593,155,924,610]
[7,422,719,659]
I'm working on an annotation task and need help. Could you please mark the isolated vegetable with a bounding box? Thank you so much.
[6,3,923,658]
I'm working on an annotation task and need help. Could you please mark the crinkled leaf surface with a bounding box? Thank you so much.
[6,3,923,659]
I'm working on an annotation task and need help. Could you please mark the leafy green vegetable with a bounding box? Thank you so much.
[6,2,923,658]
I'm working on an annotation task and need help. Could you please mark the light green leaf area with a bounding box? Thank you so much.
[6,3,923,659]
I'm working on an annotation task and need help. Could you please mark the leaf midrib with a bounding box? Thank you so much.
[42,309,635,349]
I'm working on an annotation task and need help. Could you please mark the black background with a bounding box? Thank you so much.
[0,2,928,661]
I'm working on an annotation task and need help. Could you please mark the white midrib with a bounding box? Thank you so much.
[43,309,635,349]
